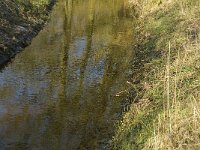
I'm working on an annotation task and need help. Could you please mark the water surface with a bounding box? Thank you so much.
[0,0,134,149]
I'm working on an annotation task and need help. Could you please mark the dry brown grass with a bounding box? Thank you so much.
[144,1,200,148]
[144,40,200,150]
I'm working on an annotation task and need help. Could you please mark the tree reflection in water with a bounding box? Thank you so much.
[0,0,134,149]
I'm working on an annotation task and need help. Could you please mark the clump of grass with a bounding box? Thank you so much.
[0,0,54,44]
[144,39,200,149]
[111,0,200,149]
[0,0,55,65]
[0,0,55,26]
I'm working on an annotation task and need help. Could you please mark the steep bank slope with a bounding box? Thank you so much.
[0,0,56,66]
[111,0,200,149]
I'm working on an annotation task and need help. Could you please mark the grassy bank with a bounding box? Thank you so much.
[111,0,200,149]
[0,0,55,66]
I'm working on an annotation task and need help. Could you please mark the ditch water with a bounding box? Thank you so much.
[0,0,135,149]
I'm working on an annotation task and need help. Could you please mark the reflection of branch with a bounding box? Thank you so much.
[79,2,95,88]
[60,0,74,98]
[51,0,74,147]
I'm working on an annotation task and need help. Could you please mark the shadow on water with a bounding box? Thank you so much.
[0,0,135,149]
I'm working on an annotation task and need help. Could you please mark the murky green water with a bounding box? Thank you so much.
[0,0,134,149]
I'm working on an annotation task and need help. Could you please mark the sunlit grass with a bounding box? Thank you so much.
[144,42,200,149]
[111,0,200,149]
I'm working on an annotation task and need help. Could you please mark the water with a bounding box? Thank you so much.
[0,0,134,149]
